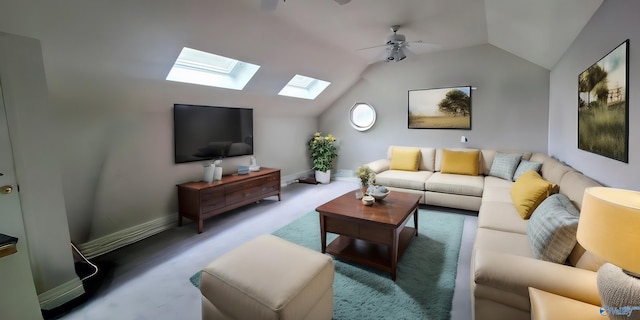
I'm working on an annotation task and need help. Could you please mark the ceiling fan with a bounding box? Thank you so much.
[358,25,428,62]
[261,0,350,11]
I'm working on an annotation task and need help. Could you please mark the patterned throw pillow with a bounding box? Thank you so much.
[513,159,543,181]
[489,152,522,181]
[527,194,580,264]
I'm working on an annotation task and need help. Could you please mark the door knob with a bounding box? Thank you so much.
[0,185,13,194]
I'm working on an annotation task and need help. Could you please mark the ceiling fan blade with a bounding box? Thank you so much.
[334,0,351,5]
[261,0,278,11]
[357,44,390,51]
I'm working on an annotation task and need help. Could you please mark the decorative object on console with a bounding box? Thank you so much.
[308,132,338,184]
[237,165,249,175]
[576,187,640,320]
[203,162,214,183]
[578,39,629,163]
[408,86,472,129]
[249,156,260,172]
[213,160,222,181]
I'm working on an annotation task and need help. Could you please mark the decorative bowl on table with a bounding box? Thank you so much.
[367,185,390,200]
[361,195,375,206]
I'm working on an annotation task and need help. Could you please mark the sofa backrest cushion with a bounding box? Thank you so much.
[389,147,421,171]
[440,149,480,176]
[530,153,576,185]
[387,146,435,171]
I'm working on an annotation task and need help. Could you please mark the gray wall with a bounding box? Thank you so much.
[56,101,316,243]
[320,44,550,171]
[549,1,640,190]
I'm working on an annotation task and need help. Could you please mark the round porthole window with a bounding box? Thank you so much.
[349,103,376,131]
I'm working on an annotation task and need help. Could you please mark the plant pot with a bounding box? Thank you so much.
[315,170,331,184]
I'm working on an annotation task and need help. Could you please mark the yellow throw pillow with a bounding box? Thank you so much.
[440,149,480,176]
[510,170,555,219]
[389,148,421,171]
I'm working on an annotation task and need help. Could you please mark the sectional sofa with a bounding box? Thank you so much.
[365,146,605,320]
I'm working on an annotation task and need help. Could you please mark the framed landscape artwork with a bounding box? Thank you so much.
[578,39,629,163]
[408,86,471,129]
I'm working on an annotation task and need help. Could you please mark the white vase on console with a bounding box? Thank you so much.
[203,165,214,183]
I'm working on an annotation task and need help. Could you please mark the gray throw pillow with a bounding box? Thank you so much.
[527,194,580,264]
[513,159,543,181]
[488,152,522,181]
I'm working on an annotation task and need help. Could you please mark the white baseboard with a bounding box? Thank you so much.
[38,277,85,310]
[77,215,176,259]
[281,170,313,186]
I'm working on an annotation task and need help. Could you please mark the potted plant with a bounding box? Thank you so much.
[308,132,338,184]
[355,165,376,193]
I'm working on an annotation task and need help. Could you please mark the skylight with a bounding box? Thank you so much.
[166,47,260,90]
[278,74,330,100]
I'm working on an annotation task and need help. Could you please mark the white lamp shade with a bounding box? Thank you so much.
[577,187,640,275]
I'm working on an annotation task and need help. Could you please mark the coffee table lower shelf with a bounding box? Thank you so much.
[325,226,416,277]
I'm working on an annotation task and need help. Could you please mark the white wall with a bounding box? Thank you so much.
[0,33,82,310]
[549,1,640,190]
[320,44,550,171]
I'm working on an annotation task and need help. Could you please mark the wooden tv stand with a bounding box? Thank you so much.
[176,168,281,233]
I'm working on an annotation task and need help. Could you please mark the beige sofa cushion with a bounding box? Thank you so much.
[474,228,533,258]
[426,172,484,197]
[477,202,528,234]
[375,170,432,191]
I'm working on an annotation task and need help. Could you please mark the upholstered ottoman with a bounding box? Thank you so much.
[200,234,335,320]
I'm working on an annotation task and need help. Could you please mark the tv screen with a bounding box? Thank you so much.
[173,104,253,164]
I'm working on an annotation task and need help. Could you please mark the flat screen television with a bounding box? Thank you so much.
[173,104,253,164]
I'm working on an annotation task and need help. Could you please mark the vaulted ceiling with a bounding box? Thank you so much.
[0,0,602,116]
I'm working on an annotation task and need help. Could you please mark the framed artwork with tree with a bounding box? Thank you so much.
[578,39,628,163]
[408,86,471,129]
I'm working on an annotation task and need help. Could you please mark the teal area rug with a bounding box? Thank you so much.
[190,209,464,320]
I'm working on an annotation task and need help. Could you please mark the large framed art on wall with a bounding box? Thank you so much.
[578,40,629,163]
[408,86,471,129]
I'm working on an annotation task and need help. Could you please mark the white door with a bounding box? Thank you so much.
[0,83,43,318]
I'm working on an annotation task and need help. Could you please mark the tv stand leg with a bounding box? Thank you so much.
[198,220,203,234]
[178,215,182,227]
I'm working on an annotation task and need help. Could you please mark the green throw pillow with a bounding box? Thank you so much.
[489,152,522,181]
[527,194,580,264]
[513,159,543,181]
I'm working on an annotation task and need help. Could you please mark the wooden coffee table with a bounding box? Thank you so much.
[316,190,422,280]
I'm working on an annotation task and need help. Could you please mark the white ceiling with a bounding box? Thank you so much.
[0,0,602,116]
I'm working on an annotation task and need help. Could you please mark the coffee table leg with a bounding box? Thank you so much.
[414,207,419,237]
[391,230,399,281]
[320,214,327,253]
